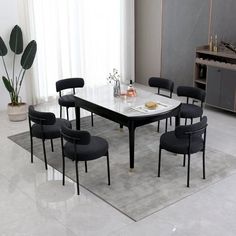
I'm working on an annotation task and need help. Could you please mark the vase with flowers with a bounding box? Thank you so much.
[107,68,121,97]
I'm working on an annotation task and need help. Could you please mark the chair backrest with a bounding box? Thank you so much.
[56,78,85,93]
[61,125,91,145]
[177,86,206,103]
[148,77,174,98]
[28,105,56,125]
[175,116,208,139]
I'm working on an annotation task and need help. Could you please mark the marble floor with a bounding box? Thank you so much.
[1,98,236,236]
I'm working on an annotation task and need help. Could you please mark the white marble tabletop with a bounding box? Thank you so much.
[74,83,181,117]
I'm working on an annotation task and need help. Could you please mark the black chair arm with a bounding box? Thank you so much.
[184,126,207,135]
[61,126,91,145]
[56,78,84,92]
[175,116,207,138]
[28,105,56,125]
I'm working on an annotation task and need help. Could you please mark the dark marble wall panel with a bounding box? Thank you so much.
[161,0,210,88]
[211,0,236,43]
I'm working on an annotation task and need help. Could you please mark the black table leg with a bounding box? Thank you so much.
[128,122,135,169]
[174,105,181,128]
[75,106,81,130]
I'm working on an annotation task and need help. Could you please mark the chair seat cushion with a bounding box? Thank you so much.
[32,118,71,139]
[58,95,75,107]
[64,136,108,161]
[160,131,203,154]
[180,103,203,119]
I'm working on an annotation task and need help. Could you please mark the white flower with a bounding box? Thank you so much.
[107,68,120,83]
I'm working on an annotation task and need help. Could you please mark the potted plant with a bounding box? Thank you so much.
[0,25,37,121]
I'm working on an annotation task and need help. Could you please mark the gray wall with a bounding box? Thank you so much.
[135,0,236,89]
[211,0,236,43]
[135,0,162,85]
[161,0,210,89]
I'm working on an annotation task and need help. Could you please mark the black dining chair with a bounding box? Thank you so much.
[148,77,174,132]
[28,105,71,170]
[158,116,208,187]
[177,86,206,125]
[60,125,110,195]
[56,77,94,125]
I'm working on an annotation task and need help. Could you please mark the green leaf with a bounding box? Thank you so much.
[20,40,37,70]
[0,37,7,56]
[9,25,23,54]
[2,76,14,93]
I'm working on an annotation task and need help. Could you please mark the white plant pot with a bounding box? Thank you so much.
[7,103,28,121]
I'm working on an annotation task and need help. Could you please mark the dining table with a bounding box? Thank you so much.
[74,83,181,169]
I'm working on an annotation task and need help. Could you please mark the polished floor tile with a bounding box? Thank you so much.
[111,173,236,236]
[0,98,236,235]
[0,174,77,236]
[0,110,133,236]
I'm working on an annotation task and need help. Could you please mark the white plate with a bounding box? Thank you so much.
[131,102,170,113]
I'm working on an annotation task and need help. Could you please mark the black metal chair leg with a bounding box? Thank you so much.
[42,140,48,170]
[75,160,80,195]
[158,147,162,177]
[91,113,94,127]
[60,106,62,118]
[50,139,54,152]
[191,118,193,124]
[183,154,186,167]
[66,107,69,120]
[85,161,88,173]
[157,121,160,132]
[185,118,187,125]
[187,154,191,187]
[107,152,111,185]
[30,135,33,163]
[165,118,168,133]
[62,154,65,186]
[170,117,172,126]
[202,149,206,179]
[61,136,65,186]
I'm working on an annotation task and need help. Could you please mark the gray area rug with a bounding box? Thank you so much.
[9,116,236,221]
